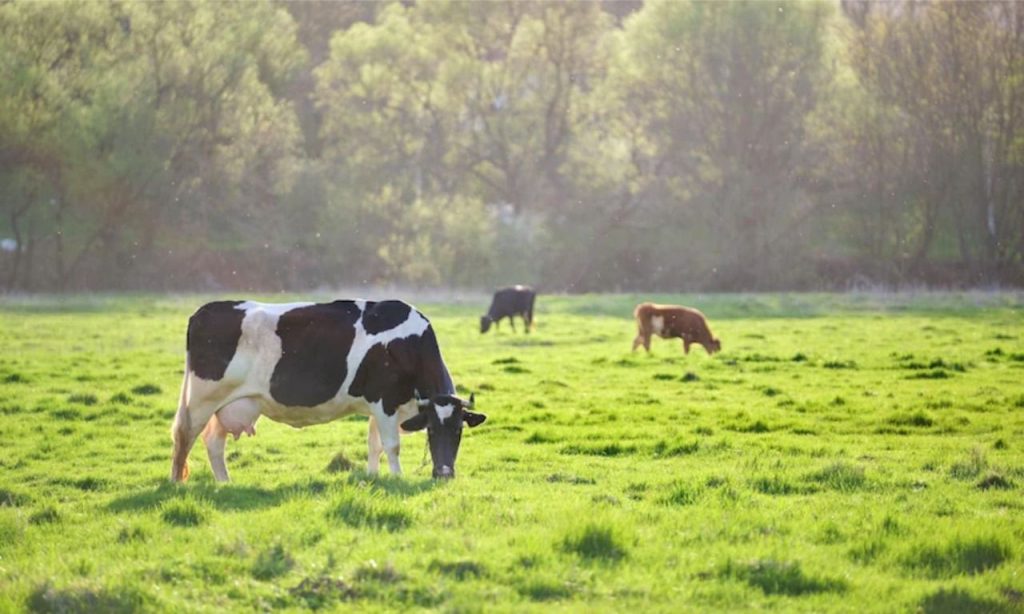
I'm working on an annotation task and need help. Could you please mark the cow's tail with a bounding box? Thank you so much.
[170,351,192,482]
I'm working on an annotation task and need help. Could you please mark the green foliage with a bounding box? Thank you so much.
[4,1,1021,292]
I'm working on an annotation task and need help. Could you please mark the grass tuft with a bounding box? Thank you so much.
[950,448,988,480]
[160,497,208,527]
[130,384,162,396]
[0,488,30,507]
[720,558,846,595]
[918,588,1009,614]
[561,523,629,563]
[561,443,637,457]
[428,559,487,580]
[823,360,857,369]
[27,582,151,613]
[328,490,412,532]
[252,542,295,580]
[67,393,97,406]
[29,506,61,525]
[109,392,133,405]
[660,482,702,506]
[889,411,935,428]
[653,439,700,457]
[289,576,357,608]
[517,577,574,601]
[807,462,867,492]
[901,535,1012,577]
[325,452,354,473]
[750,476,804,496]
[977,472,1013,490]
[525,431,558,444]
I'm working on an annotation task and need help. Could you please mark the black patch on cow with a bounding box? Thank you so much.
[361,300,412,335]
[269,301,362,407]
[348,340,417,415]
[187,301,245,381]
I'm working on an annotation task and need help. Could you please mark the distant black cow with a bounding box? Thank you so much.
[480,285,536,334]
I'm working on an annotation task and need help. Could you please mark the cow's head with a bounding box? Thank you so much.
[401,393,486,479]
[479,316,493,334]
[707,337,722,354]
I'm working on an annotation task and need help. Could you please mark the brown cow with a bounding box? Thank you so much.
[632,303,721,355]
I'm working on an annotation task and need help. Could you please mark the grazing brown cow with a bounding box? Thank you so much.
[632,303,721,355]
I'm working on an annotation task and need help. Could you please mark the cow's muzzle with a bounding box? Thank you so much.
[433,465,454,480]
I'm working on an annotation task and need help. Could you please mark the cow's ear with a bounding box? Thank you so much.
[463,411,486,428]
[401,412,429,432]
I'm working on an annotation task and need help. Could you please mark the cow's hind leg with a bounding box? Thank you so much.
[202,414,231,482]
[206,398,261,482]
[171,400,218,483]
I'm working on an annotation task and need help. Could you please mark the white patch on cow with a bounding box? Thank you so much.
[435,403,455,424]
[339,307,430,396]
[234,300,314,316]
[651,315,665,335]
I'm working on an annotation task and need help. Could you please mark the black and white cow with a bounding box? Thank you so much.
[170,300,485,483]
[480,285,536,334]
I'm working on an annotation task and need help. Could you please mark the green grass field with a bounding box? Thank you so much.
[1,292,1022,613]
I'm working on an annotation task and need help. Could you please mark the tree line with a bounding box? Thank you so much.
[1,0,1022,292]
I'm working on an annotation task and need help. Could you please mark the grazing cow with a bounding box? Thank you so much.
[170,299,486,483]
[480,285,536,334]
[632,302,721,355]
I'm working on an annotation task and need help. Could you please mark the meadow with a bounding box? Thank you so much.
[0,291,1022,613]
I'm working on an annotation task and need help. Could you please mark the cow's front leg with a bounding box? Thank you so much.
[509,316,517,332]
[683,338,692,354]
[367,416,384,475]
[377,412,402,476]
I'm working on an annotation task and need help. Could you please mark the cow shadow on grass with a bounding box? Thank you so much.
[107,473,440,515]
